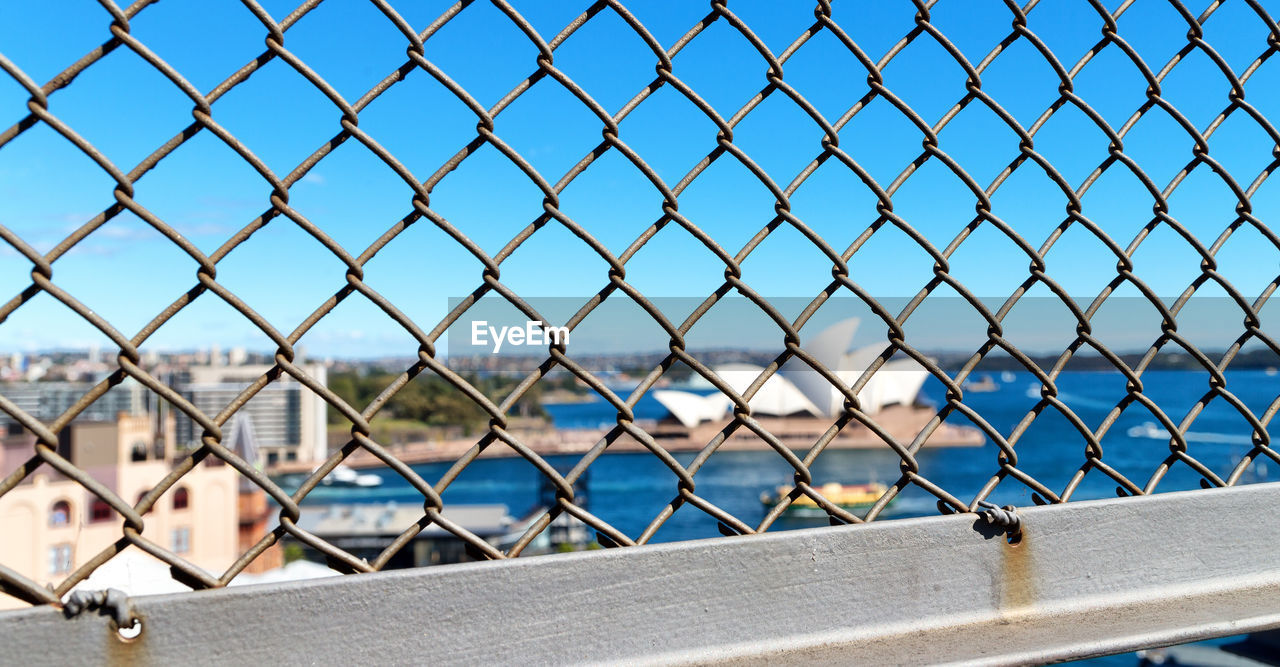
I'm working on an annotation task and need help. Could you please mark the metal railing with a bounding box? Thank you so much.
[1,0,1279,639]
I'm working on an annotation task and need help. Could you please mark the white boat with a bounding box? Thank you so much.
[1126,421,1254,445]
[1127,421,1167,439]
[320,464,383,488]
[963,375,998,393]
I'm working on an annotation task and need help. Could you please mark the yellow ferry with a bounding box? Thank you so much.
[761,482,890,513]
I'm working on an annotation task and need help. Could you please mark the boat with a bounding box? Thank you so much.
[1127,421,1167,439]
[1126,421,1254,445]
[963,374,998,392]
[761,481,890,513]
[320,464,383,488]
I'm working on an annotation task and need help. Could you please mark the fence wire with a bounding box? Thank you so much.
[1,0,1279,608]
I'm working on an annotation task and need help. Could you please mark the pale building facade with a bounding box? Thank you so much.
[0,413,240,610]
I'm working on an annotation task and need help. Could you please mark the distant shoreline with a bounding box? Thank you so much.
[273,406,984,473]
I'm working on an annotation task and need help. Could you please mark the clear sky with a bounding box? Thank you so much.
[0,0,1278,358]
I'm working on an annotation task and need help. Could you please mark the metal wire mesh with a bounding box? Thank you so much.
[1,0,1279,607]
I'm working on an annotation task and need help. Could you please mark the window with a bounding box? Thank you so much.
[49,500,71,527]
[89,499,113,523]
[130,441,147,462]
[171,527,191,554]
[48,544,72,575]
[173,486,190,511]
[6,422,23,436]
[152,439,165,460]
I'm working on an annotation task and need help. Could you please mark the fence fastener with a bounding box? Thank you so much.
[976,501,1023,544]
[63,588,140,638]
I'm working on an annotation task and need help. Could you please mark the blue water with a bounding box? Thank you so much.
[285,370,1278,544]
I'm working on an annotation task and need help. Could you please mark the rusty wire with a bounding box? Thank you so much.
[0,0,1278,606]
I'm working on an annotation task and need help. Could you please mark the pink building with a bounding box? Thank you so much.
[0,413,240,610]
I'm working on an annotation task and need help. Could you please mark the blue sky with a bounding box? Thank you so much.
[0,0,1278,358]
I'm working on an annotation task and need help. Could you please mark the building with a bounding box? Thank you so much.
[175,361,329,467]
[0,378,154,427]
[0,353,331,468]
[228,415,283,575]
[652,318,931,426]
[290,503,516,568]
[0,413,240,610]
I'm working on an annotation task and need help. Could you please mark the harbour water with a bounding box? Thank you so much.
[284,370,1277,544]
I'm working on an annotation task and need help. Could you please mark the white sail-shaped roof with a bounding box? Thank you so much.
[835,354,930,414]
[779,317,860,416]
[652,319,932,425]
[652,363,823,427]
[714,363,823,418]
[651,390,731,428]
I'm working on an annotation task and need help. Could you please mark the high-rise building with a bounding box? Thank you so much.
[174,362,329,467]
[0,359,330,468]
[0,378,154,427]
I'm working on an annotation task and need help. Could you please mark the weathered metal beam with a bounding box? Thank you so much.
[4,482,1280,665]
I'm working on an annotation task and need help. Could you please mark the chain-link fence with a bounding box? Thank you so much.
[1,0,1279,610]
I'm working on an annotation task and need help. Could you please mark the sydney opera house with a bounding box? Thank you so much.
[648,319,983,450]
